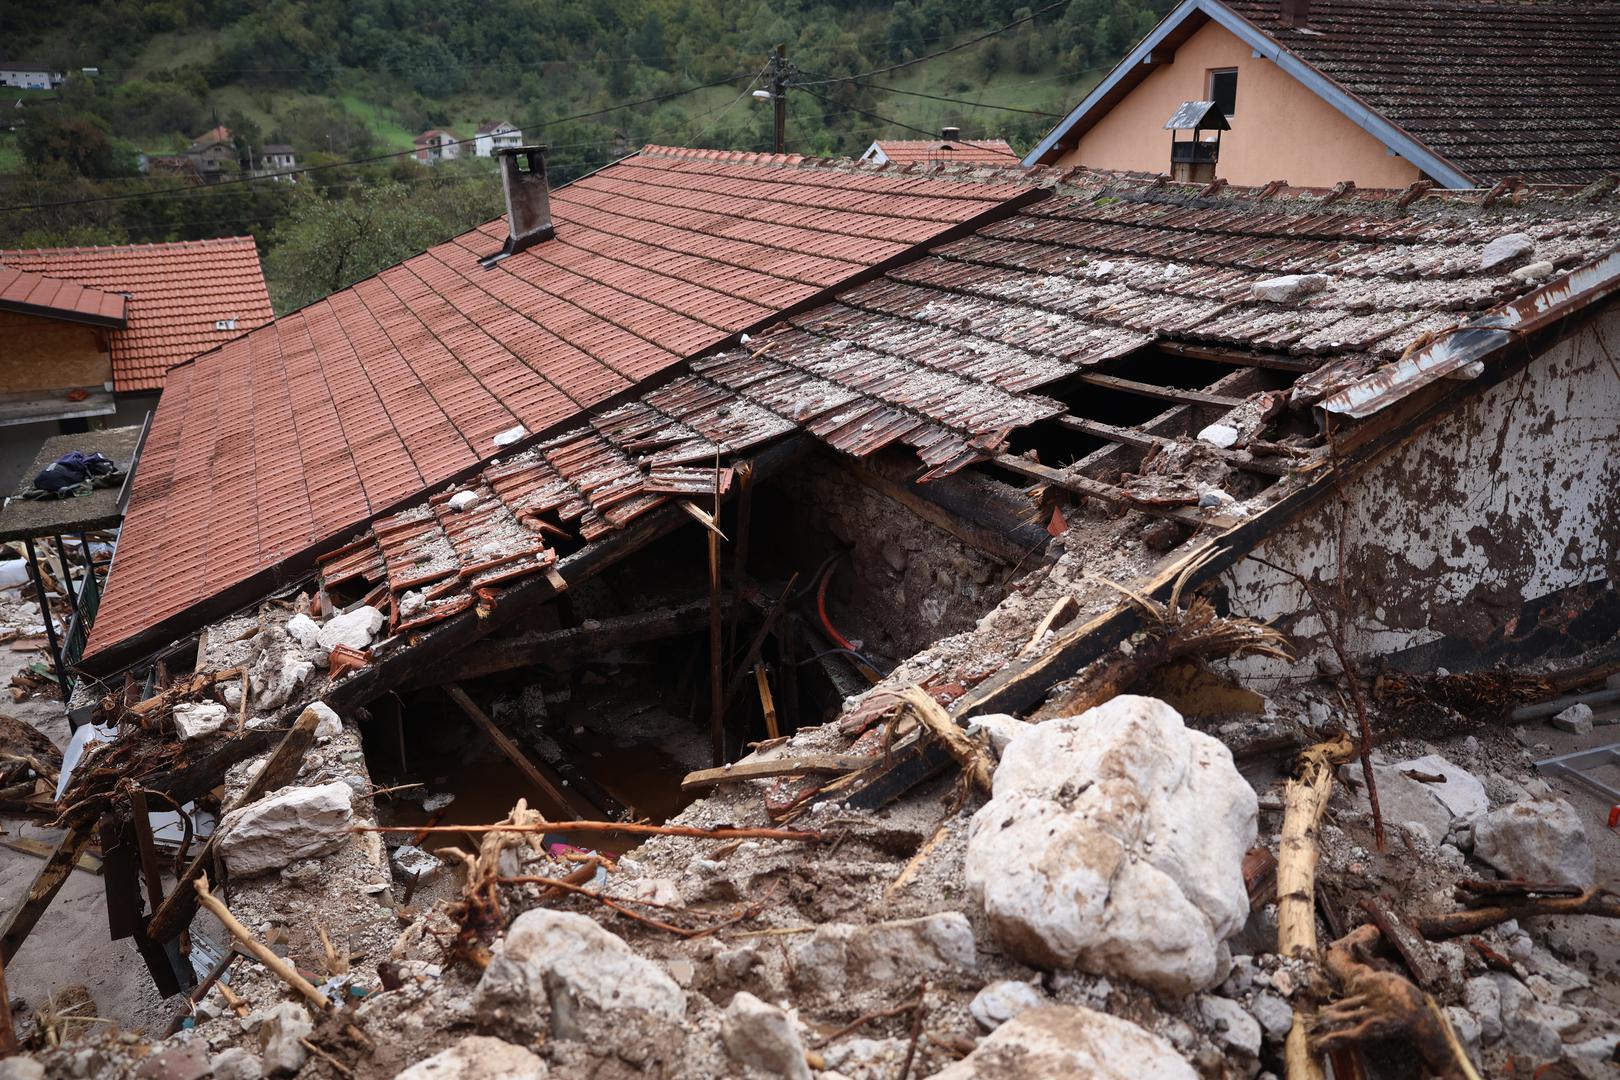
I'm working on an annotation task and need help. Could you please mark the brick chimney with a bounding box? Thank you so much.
[941,126,961,143]
[1280,0,1309,27]
[494,146,554,259]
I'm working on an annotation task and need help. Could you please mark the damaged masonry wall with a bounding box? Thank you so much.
[1223,304,1620,682]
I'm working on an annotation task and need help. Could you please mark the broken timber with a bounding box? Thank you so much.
[444,683,601,821]
[680,754,871,792]
[402,599,718,688]
[0,821,93,965]
[992,454,1210,528]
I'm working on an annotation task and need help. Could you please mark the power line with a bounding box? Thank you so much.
[793,85,1023,159]
[814,77,1065,117]
[0,73,756,213]
[794,0,1069,88]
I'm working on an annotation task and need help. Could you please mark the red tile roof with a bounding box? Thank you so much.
[82,147,1027,669]
[0,238,273,392]
[1223,0,1620,185]
[870,139,1020,166]
[0,266,127,328]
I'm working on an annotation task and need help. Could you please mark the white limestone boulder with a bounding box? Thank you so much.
[474,908,685,1039]
[217,781,354,877]
[969,980,1045,1031]
[965,695,1256,997]
[1250,273,1330,302]
[1480,232,1534,270]
[396,1036,546,1080]
[299,701,343,740]
[1473,798,1594,887]
[173,701,230,741]
[316,605,385,654]
[722,992,810,1080]
[929,1005,1196,1080]
[789,912,975,994]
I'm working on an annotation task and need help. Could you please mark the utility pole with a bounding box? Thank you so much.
[770,44,787,153]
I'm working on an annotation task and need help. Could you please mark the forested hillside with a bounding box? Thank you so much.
[0,0,1172,310]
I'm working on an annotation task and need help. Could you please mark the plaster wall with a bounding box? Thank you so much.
[1054,19,1422,190]
[1224,304,1620,684]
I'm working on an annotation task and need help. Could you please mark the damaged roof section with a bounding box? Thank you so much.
[84,148,1028,671]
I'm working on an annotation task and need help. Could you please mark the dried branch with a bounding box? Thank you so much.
[1415,885,1620,939]
[356,821,823,843]
[496,875,775,939]
[194,875,329,1012]
[1315,926,1481,1080]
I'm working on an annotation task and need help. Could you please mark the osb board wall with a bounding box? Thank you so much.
[1222,304,1620,683]
[0,310,112,393]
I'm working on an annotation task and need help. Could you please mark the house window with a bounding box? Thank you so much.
[1209,69,1238,118]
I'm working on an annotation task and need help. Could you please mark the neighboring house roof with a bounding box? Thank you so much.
[190,125,231,149]
[0,266,126,328]
[261,144,295,156]
[476,121,517,135]
[1,62,61,72]
[251,171,1620,685]
[868,138,1019,165]
[1025,0,1620,187]
[415,129,463,145]
[81,147,1028,668]
[0,238,273,393]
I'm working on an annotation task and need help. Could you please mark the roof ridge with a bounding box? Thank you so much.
[0,235,259,257]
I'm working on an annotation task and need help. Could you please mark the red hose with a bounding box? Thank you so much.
[816,562,859,654]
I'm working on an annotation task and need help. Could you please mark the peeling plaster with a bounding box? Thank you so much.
[1226,304,1620,684]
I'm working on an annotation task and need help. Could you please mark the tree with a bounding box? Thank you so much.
[18,108,135,178]
[265,177,500,312]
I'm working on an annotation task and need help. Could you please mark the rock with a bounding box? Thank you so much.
[448,490,480,512]
[1566,1031,1620,1062]
[930,1005,1197,1080]
[218,781,354,877]
[1341,761,1452,845]
[722,991,811,1080]
[251,1002,313,1076]
[1445,1006,1481,1062]
[252,652,314,710]
[474,908,685,1039]
[789,913,975,993]
[1392,754,1488,823]
[965,696,1256,996]
[1480,232,1534,270]
[1510,260,1555,283]
[493,424,526,447]
[299,701,342,740]
[285,613,321,653]
[1250,273,1330,303]
[1492,975,1563,1063]
[316,605,385,654]
[172,701,230,741]
[135,1044,211,1080]
[1196,423,1240,449]
[1199,995,1262,1058]
[1473,799,1595,887]
[0,1060,44,1080]
[970,980,1045,1031]
[617,877,684,908]
[965,714,1029,757]
[392,844,444,885]
[209,1048,264,1080]
[1250,991,1293,1041]
[1550,702,1594,734]
[396,1035,547,1080]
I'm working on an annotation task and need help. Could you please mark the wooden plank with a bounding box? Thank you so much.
[1077,372,1245,409]
[443,684,601,820]
[130,788,165,910]
[991,454,1210,528]
[1157,341,1318,374]
[402,599,717,688]
[1054,415,1292,477]
[681,753,870,792]
[754,664,780,741]
[707,519,726,767]
[847,459,1048,568]
[0,820,93,965]
[145,708,323,943]
[0,836,101,874]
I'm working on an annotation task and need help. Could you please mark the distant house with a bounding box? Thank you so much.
[0,239,273,489]
[0,63,66,90]
[258,144,297,175]
[474,121,524,157]
[1023,0,1620,188]
[414,129,464,164]
[859,129,1019,167]
[187,126,237,179]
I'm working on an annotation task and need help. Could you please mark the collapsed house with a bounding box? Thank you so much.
[4,147,1619,1078]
